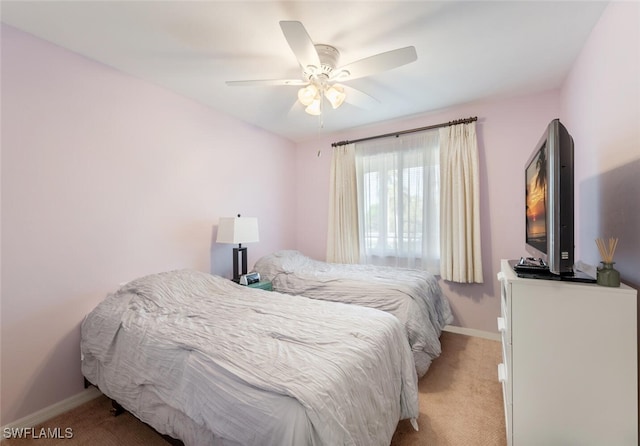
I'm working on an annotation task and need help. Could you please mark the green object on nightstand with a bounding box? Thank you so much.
[247,281,273,291]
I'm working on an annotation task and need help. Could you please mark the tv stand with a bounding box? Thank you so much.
[498,259,637,445]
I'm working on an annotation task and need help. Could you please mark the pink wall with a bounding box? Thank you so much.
[560,1,640,288]
[295,90,561,332]
[0,25,296,425]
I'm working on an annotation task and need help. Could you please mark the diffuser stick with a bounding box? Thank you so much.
[595,237,618,263]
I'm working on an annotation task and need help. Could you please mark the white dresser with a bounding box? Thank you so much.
[498,259,637,446]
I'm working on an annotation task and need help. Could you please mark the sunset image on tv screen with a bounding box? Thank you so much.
[526,151,546,241]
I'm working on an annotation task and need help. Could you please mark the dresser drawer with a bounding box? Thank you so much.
[501,382,513,446]
[498,316,509,354]
[497,271,511,343]
[498,346,512,405]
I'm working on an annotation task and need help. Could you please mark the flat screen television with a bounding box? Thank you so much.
[524,119,574,275]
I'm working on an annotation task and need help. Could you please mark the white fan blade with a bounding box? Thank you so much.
[279,21,321,69]
[342,85,380,110]
[333,46,417,81]
[226,79,308,87]
[287,98,306,118]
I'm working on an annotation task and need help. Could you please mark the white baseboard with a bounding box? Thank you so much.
[443,324,501,341]
[1,387,102,435]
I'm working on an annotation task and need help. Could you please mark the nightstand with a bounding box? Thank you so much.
[247,281,273,291]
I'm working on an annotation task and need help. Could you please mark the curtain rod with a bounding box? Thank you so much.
[331,116,478,148]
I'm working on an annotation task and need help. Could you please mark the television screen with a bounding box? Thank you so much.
[525,143,547,254]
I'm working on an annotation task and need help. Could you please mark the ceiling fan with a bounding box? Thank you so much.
[226,21,418,116]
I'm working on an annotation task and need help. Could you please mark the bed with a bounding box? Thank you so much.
[81,269,419,446]
[253,250,454,377]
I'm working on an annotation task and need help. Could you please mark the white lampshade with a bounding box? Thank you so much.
[297,84,319,106]
[216,216,259,244]
[325,84,346,109]
[305,97,323,116]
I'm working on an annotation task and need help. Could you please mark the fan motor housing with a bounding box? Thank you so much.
[303,44,340,79]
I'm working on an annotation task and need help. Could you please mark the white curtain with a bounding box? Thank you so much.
[439,122,483,283]
[326,143,360,263]
[355,131,440,274]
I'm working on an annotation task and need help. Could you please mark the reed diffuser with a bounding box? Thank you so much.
[595,237,620,287]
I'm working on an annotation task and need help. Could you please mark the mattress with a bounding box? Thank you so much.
[254,250,454,377]
[81,269,419,446]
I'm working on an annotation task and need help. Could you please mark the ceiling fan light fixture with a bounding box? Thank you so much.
[325,84,346,109]
[227,21,418,120]
[297,84,318,106]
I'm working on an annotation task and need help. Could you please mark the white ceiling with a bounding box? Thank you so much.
[2,1,607,143]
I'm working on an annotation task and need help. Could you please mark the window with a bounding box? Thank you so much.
[355,130,440,274]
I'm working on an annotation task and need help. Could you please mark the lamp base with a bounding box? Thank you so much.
[232,247,248,282]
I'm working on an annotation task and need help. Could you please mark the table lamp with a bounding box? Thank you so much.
[216,214,259,282]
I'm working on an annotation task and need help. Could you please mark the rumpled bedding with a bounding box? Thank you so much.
[254,250,454,377]
[81,269,419,446]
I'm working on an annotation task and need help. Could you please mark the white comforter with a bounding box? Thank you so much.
[81,269,418,446]
[254,250,454,377]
